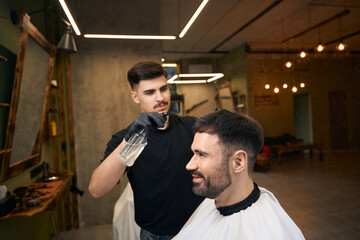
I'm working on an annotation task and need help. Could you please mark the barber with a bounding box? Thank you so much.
[89,61,204,240]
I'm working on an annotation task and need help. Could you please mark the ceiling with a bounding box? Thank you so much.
[12,0,359,62]
[159,0,360,61]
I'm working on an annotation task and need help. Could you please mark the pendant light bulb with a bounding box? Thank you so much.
[336,42,345,51]
[285,61,292,68]
[316,44,324,52]
[299,51,307,58]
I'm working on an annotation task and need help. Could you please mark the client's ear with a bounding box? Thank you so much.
[231,150,247,174]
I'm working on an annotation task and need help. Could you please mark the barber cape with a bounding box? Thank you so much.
[173,185,305,240]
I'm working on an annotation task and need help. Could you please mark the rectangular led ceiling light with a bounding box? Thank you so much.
[179,0,209,38]
[171,80,207,84]
[84,34,177,40]
[59,0,81,35]
[167,73,224,84]
[58,0,209,40]
[162,63,178,67]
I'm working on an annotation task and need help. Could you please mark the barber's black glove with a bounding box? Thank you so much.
[124,112,168,141]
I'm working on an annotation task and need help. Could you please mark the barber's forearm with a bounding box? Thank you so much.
[88,140,127,198]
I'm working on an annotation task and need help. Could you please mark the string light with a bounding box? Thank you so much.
[316,27,325,52]
[292,86,298,92]
[316,44,324,52]
[285,61,292,68]
[283,83,288,89]
[300,83,305,88]
[299,35,307,59]
[299,51,307,58]
[336,42,346,51]
[336,17,346,51]
[265,84,270,89]
[274,87,280,93]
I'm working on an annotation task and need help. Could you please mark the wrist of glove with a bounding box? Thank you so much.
[124,112,168,141]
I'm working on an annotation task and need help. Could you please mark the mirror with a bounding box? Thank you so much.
[0,14,56,181]
[218,82,236,112]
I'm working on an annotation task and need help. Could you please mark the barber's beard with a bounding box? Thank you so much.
[191,160,231,199]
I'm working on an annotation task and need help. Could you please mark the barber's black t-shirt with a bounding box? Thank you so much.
[103,113,204,235]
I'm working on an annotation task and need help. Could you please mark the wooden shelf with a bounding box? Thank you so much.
[0,171,73,221]
[0,103,10,108]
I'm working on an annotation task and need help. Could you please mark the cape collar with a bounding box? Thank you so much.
[216,182,260,216]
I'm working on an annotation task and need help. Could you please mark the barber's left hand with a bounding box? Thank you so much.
[124,112,167,141]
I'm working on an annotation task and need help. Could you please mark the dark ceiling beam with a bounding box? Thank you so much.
[246,29,360,55]
[309,3,360,9]
[281,9,350,43]
[162,51,229,54]
[324,29,360,45]
[247,49,360,54]
[209,0,283,53]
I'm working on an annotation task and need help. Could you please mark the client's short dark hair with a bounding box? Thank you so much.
[193,109,264,173]
[127,61,168,89]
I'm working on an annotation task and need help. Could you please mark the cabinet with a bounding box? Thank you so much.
[0,172,73,221]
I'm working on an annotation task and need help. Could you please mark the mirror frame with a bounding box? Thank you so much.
[0,14,56,181]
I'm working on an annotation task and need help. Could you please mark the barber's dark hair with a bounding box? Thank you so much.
[193,109,264,173]
[127,61,168,89]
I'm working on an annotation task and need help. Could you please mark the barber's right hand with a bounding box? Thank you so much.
[124,112,167,141]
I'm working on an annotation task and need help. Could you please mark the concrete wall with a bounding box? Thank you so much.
[70,0,162,227]
[217,45,248,98]
[217,45,248,114]
[247,53,360,150]
[0,1,20,54]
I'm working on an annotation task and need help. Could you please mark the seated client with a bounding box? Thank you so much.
[173,109,305,240]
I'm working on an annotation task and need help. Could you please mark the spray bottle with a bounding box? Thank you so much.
[117,112,168,166]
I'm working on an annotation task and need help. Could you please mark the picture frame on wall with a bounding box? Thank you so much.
[255,95,278,105]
